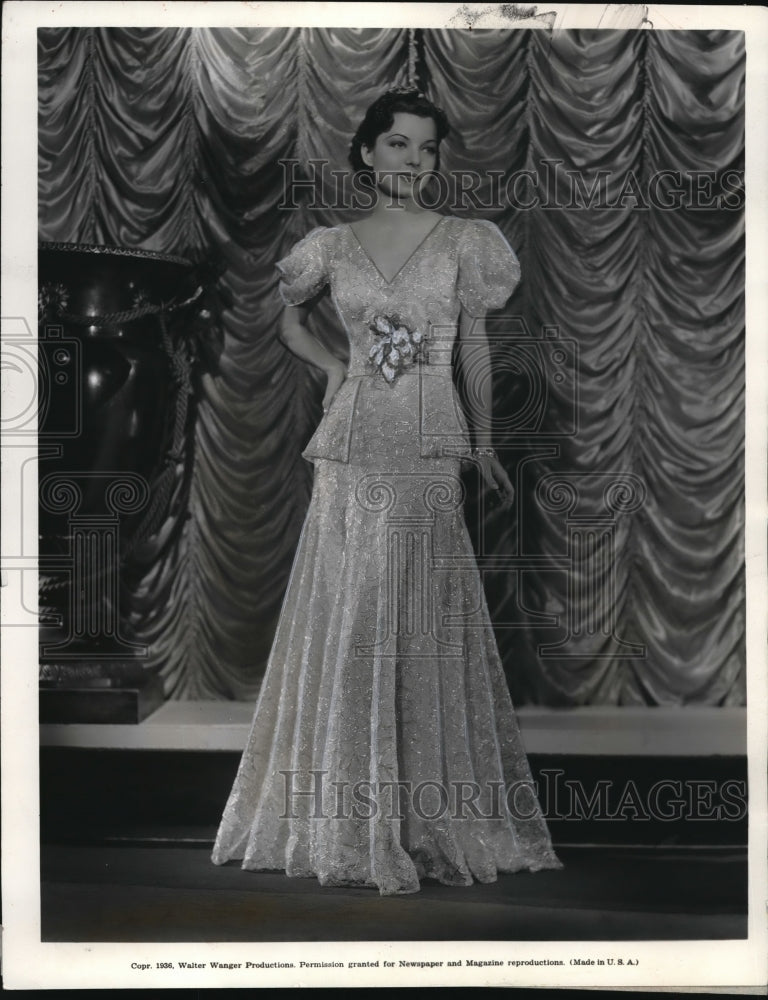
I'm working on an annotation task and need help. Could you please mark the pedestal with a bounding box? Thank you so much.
[39,669,166,724]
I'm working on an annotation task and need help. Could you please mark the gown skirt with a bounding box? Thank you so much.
[211,370,563,896]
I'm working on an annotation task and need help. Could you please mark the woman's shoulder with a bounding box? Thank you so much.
[277,224,344,270]
[450,216,521,314]
[276,225,346,304]
[441,215,507,241]
[293,223,346,246]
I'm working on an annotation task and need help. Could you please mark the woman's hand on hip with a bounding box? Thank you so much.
[322,360,348,412]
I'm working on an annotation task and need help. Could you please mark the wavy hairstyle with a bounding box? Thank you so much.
[348,88,451,176]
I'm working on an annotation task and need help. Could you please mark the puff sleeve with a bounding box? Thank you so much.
[456,219,522,316]
[275,226,332,306]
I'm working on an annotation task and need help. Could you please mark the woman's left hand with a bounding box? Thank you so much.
[477,454,515,508]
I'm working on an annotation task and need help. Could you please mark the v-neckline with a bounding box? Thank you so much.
[348,216,447,286]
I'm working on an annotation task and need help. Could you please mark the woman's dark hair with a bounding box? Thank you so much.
[349,89,450,175]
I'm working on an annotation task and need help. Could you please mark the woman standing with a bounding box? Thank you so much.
[211,89,563,895]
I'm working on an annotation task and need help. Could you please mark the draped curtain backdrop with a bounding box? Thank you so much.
[38,27,745,705]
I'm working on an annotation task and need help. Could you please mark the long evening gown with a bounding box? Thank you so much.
[211,215,563,895]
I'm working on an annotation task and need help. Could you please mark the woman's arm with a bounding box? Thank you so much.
[457,309,515,506]
[278,300,347,410]
[457,309,494,449]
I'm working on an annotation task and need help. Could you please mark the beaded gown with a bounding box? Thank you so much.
[211,215,563,895]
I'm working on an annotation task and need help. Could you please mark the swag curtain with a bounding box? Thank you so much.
[38,27,745,705]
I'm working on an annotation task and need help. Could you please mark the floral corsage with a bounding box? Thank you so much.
[367,313,426,384]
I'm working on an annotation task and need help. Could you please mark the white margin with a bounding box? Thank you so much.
[1,2,766,991]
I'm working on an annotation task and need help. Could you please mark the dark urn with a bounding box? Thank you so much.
[37,242,222,722]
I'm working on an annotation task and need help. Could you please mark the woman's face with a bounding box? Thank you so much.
[361,112,439,201]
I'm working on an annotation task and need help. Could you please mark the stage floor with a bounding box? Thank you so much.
[41,843,747,942]
[39,702,748,755]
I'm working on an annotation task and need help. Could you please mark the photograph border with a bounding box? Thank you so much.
[2,1,767,990]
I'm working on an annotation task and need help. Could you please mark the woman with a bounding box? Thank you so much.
[211,88,563,895]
